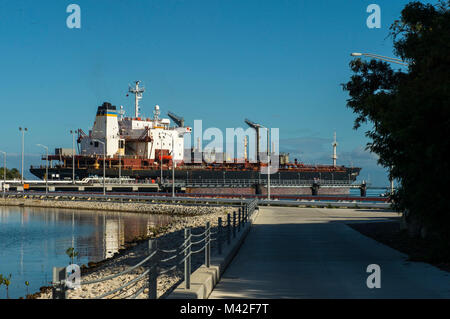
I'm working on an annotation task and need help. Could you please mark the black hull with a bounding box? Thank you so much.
[30,167,362,182]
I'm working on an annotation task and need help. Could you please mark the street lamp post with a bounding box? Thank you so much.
[259,125,271,200]
[70,130,77,184]
[390,165,395,194]
[118,153,122,184]
[267,128,270,200]
[19,127,28,184]
[92,139,106,196]
[37,144,49,195]
[350,52,409,66]
[171,135,175,198]
[0,151,6,199]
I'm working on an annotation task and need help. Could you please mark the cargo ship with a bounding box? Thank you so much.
[30,81,361,195]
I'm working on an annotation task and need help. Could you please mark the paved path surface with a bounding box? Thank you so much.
[209,207,450,299]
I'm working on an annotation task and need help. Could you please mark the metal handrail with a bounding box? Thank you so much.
[191,246,205,254]
[158,265,178,275]
[128,284,148,299]
[160,248,177,254]
[52,200,259,299]
[159,254,178,263]
[81,249,158,285]
[191,237,207,245]
[191,229,208,237]
[94,269,150,299]
[178,253,191,265]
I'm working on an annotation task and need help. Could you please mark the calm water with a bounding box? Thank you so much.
[349,188,389,198]
[0,206,172,299]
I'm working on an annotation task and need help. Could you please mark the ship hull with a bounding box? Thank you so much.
[29,166,361,196]
[185,186,352,196]
[30,166,361,182]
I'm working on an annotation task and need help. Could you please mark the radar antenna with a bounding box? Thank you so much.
[118,105,125,120]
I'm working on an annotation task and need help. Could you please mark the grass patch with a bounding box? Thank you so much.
[348,221,450,273]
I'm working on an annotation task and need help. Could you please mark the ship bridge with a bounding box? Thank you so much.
[78,82,190,163]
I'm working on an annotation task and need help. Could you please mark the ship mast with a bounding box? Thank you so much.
[129,81,145,118]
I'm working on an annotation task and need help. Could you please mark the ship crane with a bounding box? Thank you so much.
[167,111,185,127]
[244,119,261,163]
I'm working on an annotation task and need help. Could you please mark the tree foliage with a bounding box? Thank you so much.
[342,1,450,239]
[0,167,21,180]
[66,247,79,264]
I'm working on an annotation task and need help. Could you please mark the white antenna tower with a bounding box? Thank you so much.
[332,132,338,167]
[129,81,145,118]
[153,105,160,121]
[118,105,125,120]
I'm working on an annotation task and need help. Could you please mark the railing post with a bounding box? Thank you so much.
[243,205,247,223]
[184,228,191,289]
[205,222,210,268]
[52,267,67,299]
[238,208,241,232]
[148,239,158,299]
[232,211,236,238]
[227,213,231,245]
[218,217,222,255]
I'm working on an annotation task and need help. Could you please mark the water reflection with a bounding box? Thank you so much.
[0,206,172,299]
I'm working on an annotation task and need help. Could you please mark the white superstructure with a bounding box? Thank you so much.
[79,81,191,162]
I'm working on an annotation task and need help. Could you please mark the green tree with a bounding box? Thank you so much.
[66,247,79,264]
[342,1,450,247]
[0,167,21,180]
[0,274,12,299]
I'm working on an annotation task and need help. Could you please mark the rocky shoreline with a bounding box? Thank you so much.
[1,197,231,216]
[6,198,235,299]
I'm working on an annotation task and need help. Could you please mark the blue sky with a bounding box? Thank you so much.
[0,0,435,185]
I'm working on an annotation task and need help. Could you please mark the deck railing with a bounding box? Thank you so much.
[170,179,358,187]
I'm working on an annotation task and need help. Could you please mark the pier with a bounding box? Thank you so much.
[2,178,374,197]
[209,206,450,298]
[32,199,450,299]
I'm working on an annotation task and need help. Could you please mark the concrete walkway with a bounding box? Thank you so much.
[209,207,450,299]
